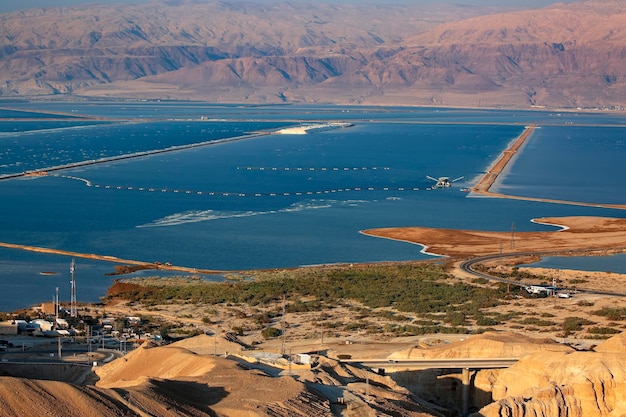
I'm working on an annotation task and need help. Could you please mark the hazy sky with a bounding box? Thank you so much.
[1,0,577,13]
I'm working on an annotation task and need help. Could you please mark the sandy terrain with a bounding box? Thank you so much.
[362,216,626,259]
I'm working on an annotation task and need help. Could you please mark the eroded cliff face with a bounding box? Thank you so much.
[473,333,626,417]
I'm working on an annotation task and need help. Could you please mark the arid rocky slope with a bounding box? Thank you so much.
[1,332,626,416]
[0,336,441,416]
[1,0,625,108]
[472,332,626,417]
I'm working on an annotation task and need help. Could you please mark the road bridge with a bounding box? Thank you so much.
[341,357,518,416]
[341,357,518,370]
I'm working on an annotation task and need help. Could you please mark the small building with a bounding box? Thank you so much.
[295,353,312,365]
[55,318,69,329]
[41,302,56,315]
[14,320,28,333]
[32,319,54,332]
[524,285,556,296]
[0,321,18,335]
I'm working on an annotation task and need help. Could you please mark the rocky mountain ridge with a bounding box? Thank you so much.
[1,0,625,108]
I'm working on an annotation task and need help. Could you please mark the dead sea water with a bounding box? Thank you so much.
[1,102,625,311]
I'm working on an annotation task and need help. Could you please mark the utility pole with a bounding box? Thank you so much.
[70,259,77,318]
[87,326,92,357]
[281,294,286,356]
[510,222,516,249]
[55,287,59,329]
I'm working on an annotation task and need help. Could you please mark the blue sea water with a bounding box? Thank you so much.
[494,125,626,204]
[522,254,626,274]
[1,102,625,311]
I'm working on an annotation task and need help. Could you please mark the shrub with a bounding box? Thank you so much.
[576,300,594,307]
[588,326,621,335]
[445,311,467,327]
[518,317,556,327]
[592,307,626,321]
[562,316,595,334]
[261,327,281,339]
[475,316,500,326]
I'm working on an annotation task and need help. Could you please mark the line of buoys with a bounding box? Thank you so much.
[57,174,421,197]
[236,166,390,171]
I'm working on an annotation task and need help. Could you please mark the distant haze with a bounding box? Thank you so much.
[0,0,577,14]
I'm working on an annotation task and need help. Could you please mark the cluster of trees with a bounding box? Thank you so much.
[107,263,513,334]
[109,263,509,314]
[105,263,624,338]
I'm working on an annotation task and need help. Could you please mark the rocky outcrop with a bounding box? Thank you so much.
[472,333,626,417]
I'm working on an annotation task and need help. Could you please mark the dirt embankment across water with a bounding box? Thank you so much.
[471,125,626,211]
[0,241,225,275]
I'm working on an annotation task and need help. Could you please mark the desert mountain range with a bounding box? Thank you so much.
[1,0,625,108]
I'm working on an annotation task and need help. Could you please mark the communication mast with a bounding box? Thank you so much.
[510,222,516,249]
[55,287,59,323]
[70,259,77,318]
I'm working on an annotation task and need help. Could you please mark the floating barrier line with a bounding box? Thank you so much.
[56,175,422,197]
[236,166,390,171]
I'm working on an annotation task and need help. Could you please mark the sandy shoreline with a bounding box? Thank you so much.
[362,216,626,259]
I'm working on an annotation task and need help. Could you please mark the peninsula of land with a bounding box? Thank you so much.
[362,216,626,259]
[364,125,626,259]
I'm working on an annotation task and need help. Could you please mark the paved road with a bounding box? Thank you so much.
[459,252,626,297]
[341,357,518,370]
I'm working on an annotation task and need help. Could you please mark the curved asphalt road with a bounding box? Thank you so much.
[459,251,626,297]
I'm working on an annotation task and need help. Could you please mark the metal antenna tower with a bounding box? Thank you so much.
[55,287,59,329]
[70,259,77,318]
[281,293,286,356]
[510,222,516,249]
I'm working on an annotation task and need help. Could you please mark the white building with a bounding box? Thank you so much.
[32,319,54,332]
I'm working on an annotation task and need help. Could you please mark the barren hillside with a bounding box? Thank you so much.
[1,0,625,108]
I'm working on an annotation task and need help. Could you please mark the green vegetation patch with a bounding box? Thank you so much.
[592,307,626,321]
[587,326,621,335]
[109,263,506,316]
